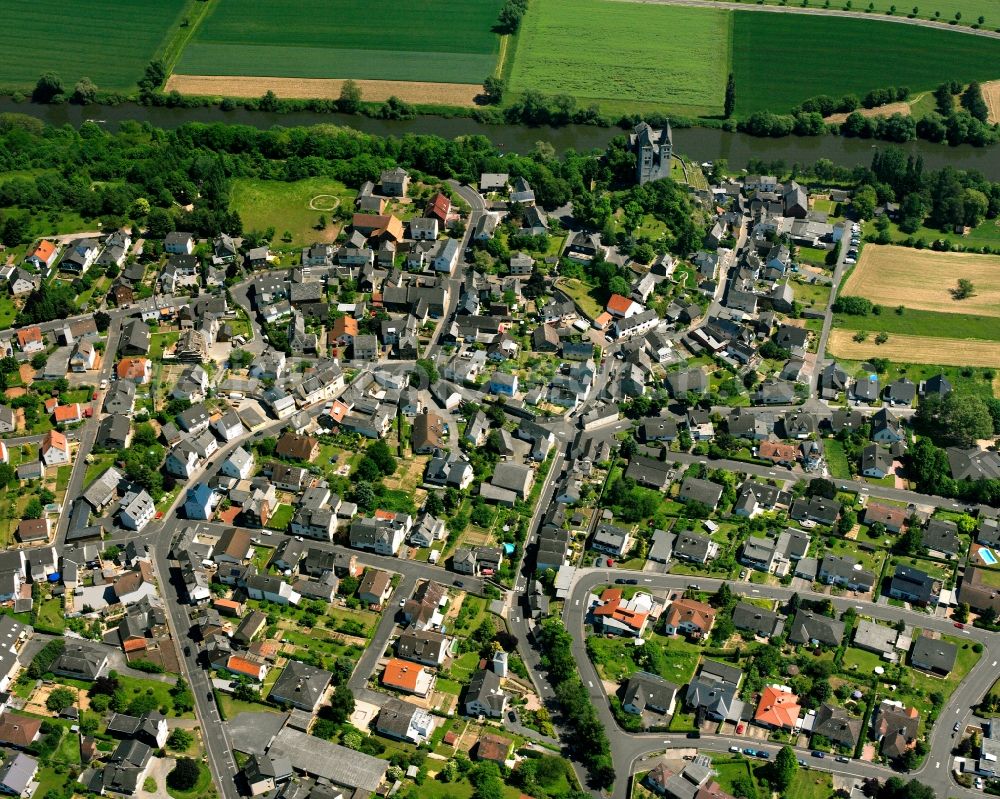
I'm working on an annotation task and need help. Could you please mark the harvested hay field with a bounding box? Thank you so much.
[165,75,481,106]
[841,245,1000,317]
[983,80,1000,125]
[828,329,1000,368]
[825,102,911,124]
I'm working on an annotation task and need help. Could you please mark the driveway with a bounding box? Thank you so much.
[136,756,175,799]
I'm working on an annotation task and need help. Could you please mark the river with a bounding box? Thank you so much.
[4,98,1000,179]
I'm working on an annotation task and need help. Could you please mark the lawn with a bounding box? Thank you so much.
[863,217,1000,250]
[710,759,754,797]
[149,332,180,360]
[267,504,294,532]
[36,598,66,632]
[55,465,72,492]
[556,277,607,320]
[731,12,1000,113]
[821,537,886,575]
[842,645,891,675]
[0,0,189,91]
[792,279,832,311]
[229,178,357,250]
[786,769,833,799]
[508,1,730,115]
[588,635,702,684]
[890,555,953,583]
[824,438,852,479]
[0,296,17,330]
[176,0,503,83]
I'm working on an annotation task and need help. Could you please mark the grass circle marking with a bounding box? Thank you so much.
[309,194,341,211]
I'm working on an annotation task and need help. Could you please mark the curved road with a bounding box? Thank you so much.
[562,568,996,799]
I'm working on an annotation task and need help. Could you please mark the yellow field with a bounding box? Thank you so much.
[828,329,1000,367]
[841,245,1000,317]
[983,80,1000,125]
[165,74,481,106]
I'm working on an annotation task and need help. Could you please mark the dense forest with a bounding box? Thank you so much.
[0,114,702,259]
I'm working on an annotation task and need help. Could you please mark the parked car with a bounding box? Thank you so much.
[757,751,769,760]
[954,722,962,732]
[729,746,741,754]
[836,756,850,763]
[743,748,755,756]
[811,751,825,759]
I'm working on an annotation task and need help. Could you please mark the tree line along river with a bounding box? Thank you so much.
[3,98,1000,179]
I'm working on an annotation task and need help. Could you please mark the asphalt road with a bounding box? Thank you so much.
[56,314,123,545]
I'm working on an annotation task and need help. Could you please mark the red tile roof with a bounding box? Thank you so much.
[53,403,83,423]
[754,685,801,729]
[606,294,635,315]
[759,441,799,463]
[31,240,56,262]
[382,658,425,692]
[16,327,42,347]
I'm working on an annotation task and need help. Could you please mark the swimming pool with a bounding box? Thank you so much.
[981,548,998,566]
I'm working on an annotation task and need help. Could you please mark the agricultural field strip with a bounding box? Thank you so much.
[827,329,1000,367]
[832,308,1000,341]
[731,11,1000,113]
[840,245,1000,316]
[0,0,189,91]
[507,0,730,111]
[165,76,482,105]
[175,0,502,84]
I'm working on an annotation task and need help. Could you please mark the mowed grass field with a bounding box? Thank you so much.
[840,245,1000,317]
[507,1,730,115]
[731,12,1000,113]
[0,0,188,91]
[828,329,1000,367]
[176,0,502,85]
[230,177,357,248]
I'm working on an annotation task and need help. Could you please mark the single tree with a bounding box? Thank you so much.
[338,80,362,113]
[773,745,797,791]
[167,758,200,791]
[167,729,194,751]
[952,278,976,299]
[33,72,64,103]
[72,77,98,105]
[483,76,505,104]
[46,687,76,713]
[24,498,43,520]
[724,73,736,118]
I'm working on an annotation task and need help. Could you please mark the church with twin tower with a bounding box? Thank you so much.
[629,121,673,185]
